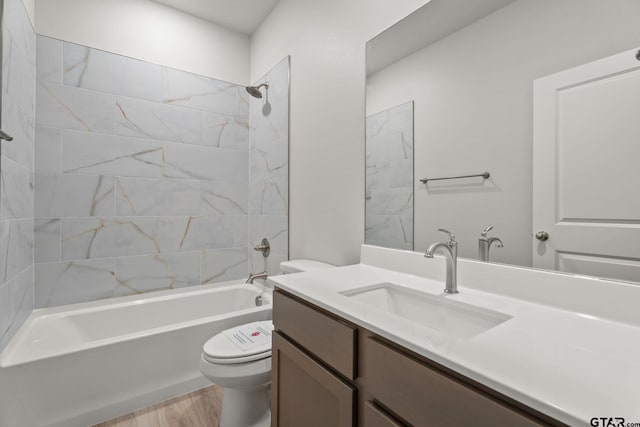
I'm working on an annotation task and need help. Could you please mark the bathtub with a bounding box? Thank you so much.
[0,280,272,427]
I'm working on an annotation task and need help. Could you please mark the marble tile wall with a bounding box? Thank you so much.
[0,0,36,351]
[248,57,289,276]
[365,101,414,250]
[33,36,260,307]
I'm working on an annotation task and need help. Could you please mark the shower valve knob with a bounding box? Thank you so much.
[253,238,270,257]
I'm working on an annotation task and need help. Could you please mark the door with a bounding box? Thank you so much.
[533,48,640,282]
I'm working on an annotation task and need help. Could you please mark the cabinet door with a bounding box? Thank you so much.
[272,332,355,427]
[363,401,405,427]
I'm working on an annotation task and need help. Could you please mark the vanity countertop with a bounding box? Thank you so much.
[269,246,640,426]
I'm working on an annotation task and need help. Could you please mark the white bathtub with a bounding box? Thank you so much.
[0,281,272,427]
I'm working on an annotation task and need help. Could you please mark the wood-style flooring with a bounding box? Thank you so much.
[94,385,223,427]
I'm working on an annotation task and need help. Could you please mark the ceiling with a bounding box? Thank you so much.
[153,0,280,35]
[367,0,517,76]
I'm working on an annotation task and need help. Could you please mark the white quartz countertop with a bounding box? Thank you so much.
[270,260,640,426]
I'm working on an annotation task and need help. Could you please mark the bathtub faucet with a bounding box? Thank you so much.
[246,271,268,284]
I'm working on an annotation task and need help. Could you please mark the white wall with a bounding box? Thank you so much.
[250,0,429,266]
[366,0,640,266]
[34,0,250,84]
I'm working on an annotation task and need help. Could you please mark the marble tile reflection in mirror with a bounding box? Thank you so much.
[365,101,414,250]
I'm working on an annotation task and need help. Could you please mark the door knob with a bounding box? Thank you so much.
[535,231,549,241]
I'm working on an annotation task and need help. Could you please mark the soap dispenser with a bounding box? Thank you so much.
[478,225,503,262]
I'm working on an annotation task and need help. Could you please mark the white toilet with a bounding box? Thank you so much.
[199,259,333,427]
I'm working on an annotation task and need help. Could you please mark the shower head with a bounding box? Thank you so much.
[246,83,269,99]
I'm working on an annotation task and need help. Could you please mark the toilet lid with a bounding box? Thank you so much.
[203,321,273,364]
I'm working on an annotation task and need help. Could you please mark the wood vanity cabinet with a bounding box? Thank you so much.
[271,290,356,427]
[271,289,564,427]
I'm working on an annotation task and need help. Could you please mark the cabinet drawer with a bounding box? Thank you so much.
[364,401,405,427]
[361,336,544,427]
[274,290,356,379]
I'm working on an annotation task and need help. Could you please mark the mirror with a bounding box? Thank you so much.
[365,0,640,283]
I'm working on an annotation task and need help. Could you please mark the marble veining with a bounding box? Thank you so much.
[201,111,249,150]
[0,157,33,220]
[162,141,248,182]
[367,188,414,216]
[0,0,36,350]
[63,42,164,102]
[32,35,290,308]
[35,174,114,217]
[366,101,414,250]
[35,259,116,307]
[248,214,288,276]
[250,146,288,180]
[34,218,60,263]
[248,57,290,275]
[35,36,62,84]
[34,127,61,173]
[0,266,34,350]
[178,215,237,251]
[61,131,163,177]
[365,214,413,251]
[1,219,34,301]
[115,177,201,216]
[201,180,248,215]
[116,96,202,144]
[115,251,200,296]
[2,98,35,169]
[3,29,35,122]
[60,215,237,260]
[61,217,181,260]
[3,0,35,69]
[163,68,237,115]
[36,81,116,133]
[201,248,248,284]
[250,176,288,215]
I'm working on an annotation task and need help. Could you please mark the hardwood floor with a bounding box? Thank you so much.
[94,385,224,427]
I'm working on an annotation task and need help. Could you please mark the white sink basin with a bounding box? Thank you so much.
[341,283,512,339]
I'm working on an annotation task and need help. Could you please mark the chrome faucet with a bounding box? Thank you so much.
[424,229,458,294]
[246,271,268,284]
[478,225,503,262]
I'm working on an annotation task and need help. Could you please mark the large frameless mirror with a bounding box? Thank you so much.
[365,0,640,284]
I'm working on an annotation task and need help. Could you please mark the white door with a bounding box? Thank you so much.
[533,48,640,283]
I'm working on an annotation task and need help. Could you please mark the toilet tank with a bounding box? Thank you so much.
[279,260,334,274]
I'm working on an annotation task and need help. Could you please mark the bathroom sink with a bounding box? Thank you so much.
[341,283,512,339]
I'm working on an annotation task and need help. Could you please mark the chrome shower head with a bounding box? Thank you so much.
[246,83,268,99]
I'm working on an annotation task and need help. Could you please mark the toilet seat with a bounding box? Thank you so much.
[203,321,273,365]
[203,350,271,365]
